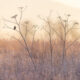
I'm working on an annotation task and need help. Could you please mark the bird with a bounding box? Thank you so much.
[11,14,17,19]
[14,26,16,30]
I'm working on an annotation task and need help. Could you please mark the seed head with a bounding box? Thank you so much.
[11,14,17,19]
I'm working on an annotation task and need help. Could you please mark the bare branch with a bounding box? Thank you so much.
[3,7,36,70]
[43,26,50,34]
[3,18,16,24]
[39,16,63,40]
[4,23,19,33]
[31,30,37,50]
[66,23,79,34]
[66,36,80,50]
[19,8,23,24]
[58,16,65,29]
[11,36,25,48]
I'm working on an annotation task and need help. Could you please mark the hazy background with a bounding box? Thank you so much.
[0,0,80,39]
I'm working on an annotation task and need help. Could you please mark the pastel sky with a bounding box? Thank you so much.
[0,0,80,20]
[0,0,80,39]
[54,0,80,8]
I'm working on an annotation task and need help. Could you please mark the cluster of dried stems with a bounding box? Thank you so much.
[2,7,80,80]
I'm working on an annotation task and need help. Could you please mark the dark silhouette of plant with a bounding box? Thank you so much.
[2,6,80,80]
[3,7,38,71]
[39,13,80,80]
[55,14,80,80]
[38,11,54,80]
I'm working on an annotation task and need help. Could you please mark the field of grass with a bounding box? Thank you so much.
[0,39,80,80]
